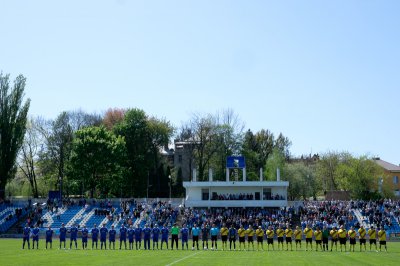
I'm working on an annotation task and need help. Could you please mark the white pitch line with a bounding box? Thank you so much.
[165,251,201,266]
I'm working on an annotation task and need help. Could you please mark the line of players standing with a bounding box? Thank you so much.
[21,222,388,252]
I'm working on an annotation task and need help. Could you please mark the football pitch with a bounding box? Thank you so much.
[1,239,399,266]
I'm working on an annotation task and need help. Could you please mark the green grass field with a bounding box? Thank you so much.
[1,239,399,266]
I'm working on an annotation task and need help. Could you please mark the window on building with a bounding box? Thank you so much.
[202,189,209,200]
[178,155,182,163]
[263,188,271,200]
[393,176,399,184]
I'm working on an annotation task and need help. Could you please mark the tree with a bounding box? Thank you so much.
[316,151,348,191]
[264,148,285,181]
[335,156,384,199]
[316,152,387,199]
[114,108,149,196]
[37,112,73,196]
[275,133,292,159]
[68,126,127,198]
[113,108,175,197]
[284,162,320,200]
[241,129,259,179]
[18,117,42,198]
[255,129,275,169]
[0,73,30,199]
[212,109,245,180]
[103,108,126,130]
[147,117,174,196]
[179,113,219,181]
[68,109,102,132]
[36,110,100,197]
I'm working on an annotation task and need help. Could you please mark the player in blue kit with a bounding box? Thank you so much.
[109,225,116,250]
[229,224,237,251]
[69,223,78,249]
[81,225,89,250]
[181,224,189,250]
[143,224,152,250]
[135,225,142,250]
[192,223,200,250]
[127,225,134,250]
[100,224,108,250]
[22,224,31,249]
[120,224,128,250]
[59,223,67,249]
[161,224,169,250]
[32,225,40,249]
[91,224,99,249]
[45,226,53,249]
[152,224,160,250]
[210,223,219,250]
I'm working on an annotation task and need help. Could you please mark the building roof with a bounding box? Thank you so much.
[373,158,400,172]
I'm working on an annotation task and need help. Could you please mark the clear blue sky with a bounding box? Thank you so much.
[1,0,399,164]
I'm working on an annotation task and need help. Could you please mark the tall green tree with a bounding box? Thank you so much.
[316,151,352,192]
[316,152,387,199]
[284,162,319,200]
[241,129,259,179]
[68,126,127,198]
[0,73,30,199]
[255,129,275,169]
[264,148,285,181]
[275,133,292,159]
[113,108,173,197]
[147,117,174,196]
[113,108,149,196]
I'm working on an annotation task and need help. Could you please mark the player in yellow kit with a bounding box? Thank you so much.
[294,226,302,251]
[338,225,347,252]
[348,226,356,252]
[285,226,293,251]
[238,225,246,251]
[314,227,322,251]
[358,225,367,252]
[276,225,285,251]
[378,227,387,252]
[303,224,313,251]
[266,226,274,251]
[368,226,377,251]
[220,224,229,251]
[255,226,264,251]
[330,226,338,251]
[246,225,255,251]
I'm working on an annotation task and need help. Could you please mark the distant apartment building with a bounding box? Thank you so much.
[373,158,400,197]
[173,140,197,181]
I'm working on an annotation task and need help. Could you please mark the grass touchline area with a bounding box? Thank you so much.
[1,239,399,266]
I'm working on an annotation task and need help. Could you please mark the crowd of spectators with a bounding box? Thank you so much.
[358,199,399,229]
[264,194,285,200]
[298,200,400,231]
[141,200,179,228]
[3,196,398,234]
[211,193,285,201]
[180,199,400,233]
[181,207,296,231]
[299,200,357,230]
[3,208,24,222]
[212,193,254,200]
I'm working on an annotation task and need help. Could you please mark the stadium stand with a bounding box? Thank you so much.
[1,198,399,238]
